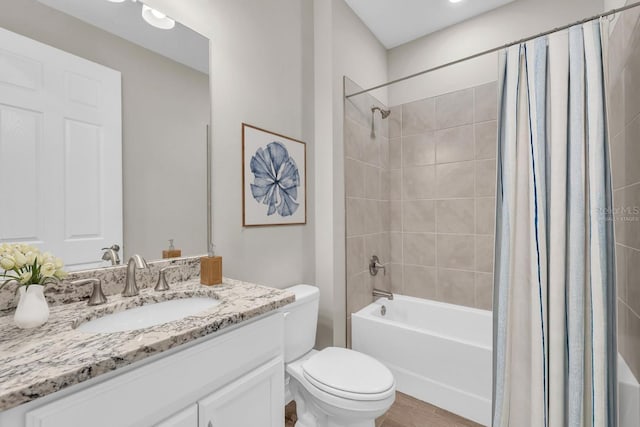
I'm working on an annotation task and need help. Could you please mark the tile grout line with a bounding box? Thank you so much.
[401,263,493,274]
[620,298,640,323]
[612,180,640,192]
[616,242,640,254]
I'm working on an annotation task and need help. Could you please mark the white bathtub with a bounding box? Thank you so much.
[352,295,640,427]
[619,354,640,427]
[352,295,492,426]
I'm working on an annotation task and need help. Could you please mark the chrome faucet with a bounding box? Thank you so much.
[373,289,394,301]
[122,254,148,297]
[101,244,121,266]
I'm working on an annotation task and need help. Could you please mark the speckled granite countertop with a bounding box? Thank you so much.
[0,278,294,412]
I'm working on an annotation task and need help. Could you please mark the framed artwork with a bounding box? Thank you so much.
[242,123,306,226]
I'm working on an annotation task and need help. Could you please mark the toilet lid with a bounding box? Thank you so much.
[302,347,394,397]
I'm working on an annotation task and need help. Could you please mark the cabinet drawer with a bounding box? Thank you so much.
[25,314,283,427]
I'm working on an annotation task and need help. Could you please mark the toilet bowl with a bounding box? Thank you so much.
[280,285,396,427]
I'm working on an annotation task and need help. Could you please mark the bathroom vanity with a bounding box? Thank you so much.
[0,2,296,425]
[0,277,294,427]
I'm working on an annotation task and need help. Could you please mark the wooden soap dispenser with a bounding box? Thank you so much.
[200,244,222,286]
[162,239,182,259]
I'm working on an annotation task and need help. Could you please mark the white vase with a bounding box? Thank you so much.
[14,284,50,329]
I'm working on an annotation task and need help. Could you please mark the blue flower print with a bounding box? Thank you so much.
[250,142,300,217]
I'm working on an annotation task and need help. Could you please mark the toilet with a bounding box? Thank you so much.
[280,284,396,427]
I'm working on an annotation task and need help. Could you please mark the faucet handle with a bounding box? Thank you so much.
[369,255,386,276]
[155,265,179,292]
[71,278,107,306]
[101,244,120,251]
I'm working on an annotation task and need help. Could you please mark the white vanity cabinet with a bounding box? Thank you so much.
[1,313,284,427]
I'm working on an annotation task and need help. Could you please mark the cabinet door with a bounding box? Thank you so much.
[155,405,198,427]
[198,357,284,427]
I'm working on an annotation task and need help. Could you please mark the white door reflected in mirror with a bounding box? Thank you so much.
[0,27,122,271]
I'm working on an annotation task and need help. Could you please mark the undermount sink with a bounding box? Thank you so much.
[76,297,221,333]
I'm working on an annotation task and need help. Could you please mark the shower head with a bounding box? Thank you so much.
[371,106,391,119]
[370,106,391,138]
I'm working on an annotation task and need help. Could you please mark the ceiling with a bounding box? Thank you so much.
[345,0,516,49]
[37,0,209,74]
[37,0,517,69]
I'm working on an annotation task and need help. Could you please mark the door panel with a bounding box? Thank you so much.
[0,47,43,91]
[64,118,102,240]
[0,105,43,243]
[65,71,101,108]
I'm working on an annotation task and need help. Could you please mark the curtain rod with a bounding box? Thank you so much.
[345,0,640,99]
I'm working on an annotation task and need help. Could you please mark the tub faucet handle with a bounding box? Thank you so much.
[369,255,386,276]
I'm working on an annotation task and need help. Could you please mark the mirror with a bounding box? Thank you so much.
[0,0,210,270]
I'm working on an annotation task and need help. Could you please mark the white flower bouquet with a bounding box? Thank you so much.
[0,243,67,290]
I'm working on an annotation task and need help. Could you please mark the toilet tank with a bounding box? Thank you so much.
[281,284,319,363]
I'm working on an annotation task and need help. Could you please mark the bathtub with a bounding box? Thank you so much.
[353,295,640,427]
[352,295,492,426]
[619,354,640,427]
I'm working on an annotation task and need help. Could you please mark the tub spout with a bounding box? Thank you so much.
[373,289,394,300]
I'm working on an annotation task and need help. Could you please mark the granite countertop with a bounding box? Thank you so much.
[0,278,294,412]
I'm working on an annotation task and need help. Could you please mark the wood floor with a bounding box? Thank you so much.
[285,392,483,427]
[376,392,483,427]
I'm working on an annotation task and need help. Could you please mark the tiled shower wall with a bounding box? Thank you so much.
[387,83,498,310]
[608,5,640,380]
[344,79,498,343]
[344,78,391,342]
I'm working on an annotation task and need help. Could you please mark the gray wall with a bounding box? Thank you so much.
[387,0,604,105]
[147,0,387,349]
[322,0,390,347]
[0,0,210,261]
[146,0,317,293]
[608,3,640,380]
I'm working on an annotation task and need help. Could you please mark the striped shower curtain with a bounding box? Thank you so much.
[492,21,617,427]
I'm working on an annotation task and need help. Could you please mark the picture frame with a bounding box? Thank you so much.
[242,123,307,226]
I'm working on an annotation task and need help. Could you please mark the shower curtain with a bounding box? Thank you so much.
[492,21,617,427]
